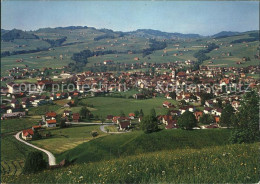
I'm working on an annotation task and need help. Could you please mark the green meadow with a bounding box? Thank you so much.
[2,143,258,183]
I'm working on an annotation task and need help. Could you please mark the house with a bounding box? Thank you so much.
[21,98,30,108]
[10,99,19,108]
[179,106,188,114]
[163,101,173,108]
[194,111,203,121]
[231,101,240,110]
[205,124,219,129]
[63,110,71,117]
[106,115,114,120]
[32,125,42,131]
[116,117,131,125]
[133,93,145,99]
[165,93,172,99]
[204,107,213,114]
[46,119,57,127]
[73,113,80,122]
[215,116,220,123]
[118,120,131,131]
[112,116,120,124]
[129,113,135,119]
[215,108,222,116]
[46,112,57,120]
[168,110,180,116]
[205,100,214,107]
[165,119,178,129]
[22,129,34,140]
[1,111,26,120]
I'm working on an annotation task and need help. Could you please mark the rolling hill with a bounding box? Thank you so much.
[1,29,39,41]
[1,27,259,75]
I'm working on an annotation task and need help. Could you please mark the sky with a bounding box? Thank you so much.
[1,1,259,36]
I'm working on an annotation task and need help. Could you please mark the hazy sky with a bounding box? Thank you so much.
[1,1,259,36]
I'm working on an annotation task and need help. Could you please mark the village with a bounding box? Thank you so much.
[1,59,259,141]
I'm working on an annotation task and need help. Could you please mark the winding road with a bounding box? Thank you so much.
[14,131,56,166]
[14,123,127,166]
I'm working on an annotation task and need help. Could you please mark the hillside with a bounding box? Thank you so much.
[2,143,258,183]
[1,29,39,41]
[128,29,201,39]
[57,129,231,164]
[1,27,259,75]
[212,31,240,38]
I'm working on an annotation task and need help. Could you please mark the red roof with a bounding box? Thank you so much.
[129,113,135,117]
[22,129,34,136]
[163,101,171,106]
[46,112,57,118]
[32,125,42,129]
[47,119,57,124]
[177,72,186,77]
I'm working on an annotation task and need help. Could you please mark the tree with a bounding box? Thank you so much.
[134,110,140,118]
[169,92,176,100]
[119,110,125,117]
[178,111,198,130]
[150,108,156,119]
[216,98,223,108]
[80,107,90,119]
[229,90,259,143]
[219,104,235,128]
[91,131,98,137]
[73,97,79,106]
[60,118,67,128]
[23,151,47,174]
[140,115,158,133]
[199,114,214,125]
[139,109,144,117]
[101,116,105,124]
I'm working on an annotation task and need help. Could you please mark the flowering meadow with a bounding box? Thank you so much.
[2,143,258,183]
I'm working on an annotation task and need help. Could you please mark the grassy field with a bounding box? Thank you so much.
[1,136,36,162]
[31,125,106,154]
[2,143,258,183]
[57,129,232,164]
[1,117,40,134]
[80,96,176,117]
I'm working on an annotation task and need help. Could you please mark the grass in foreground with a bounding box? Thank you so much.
[31,125,106,154]
[2,143,258,183]
[57,129,231,164]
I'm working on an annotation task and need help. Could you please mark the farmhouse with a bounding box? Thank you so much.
[22,129,34,140]
[46,119,57,128]
[46,112,57,120]
[118,120,131,131]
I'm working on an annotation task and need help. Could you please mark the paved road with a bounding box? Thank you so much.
[67,122,112,125]
[99,125,128,134]
[14,131,56,166]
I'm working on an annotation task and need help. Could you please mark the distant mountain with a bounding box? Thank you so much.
[1,29,39,41]
[1,29,9,35]
[128,29,201,39]
[212,31,240,39]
